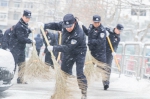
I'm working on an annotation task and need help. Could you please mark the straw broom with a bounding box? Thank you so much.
[84,49,110,82]
[106,36,121,72]
[40,27,79,99]
[85,34,118,82]
[91,55,111,82]
[84,46,111,83]
[84,47,96,83]
[19,30,54,82]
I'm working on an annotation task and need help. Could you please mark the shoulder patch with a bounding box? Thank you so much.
[105,27,110,31]
[74,32,77,36]
[101,27,105,31]
[88,24,93,30]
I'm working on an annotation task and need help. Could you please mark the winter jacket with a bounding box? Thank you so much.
[9,18,32,51]
[34,34,43,50]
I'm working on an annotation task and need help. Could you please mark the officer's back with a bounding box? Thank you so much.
[0,30,3,48]
[2,26,15,50]
[34,34,43,49]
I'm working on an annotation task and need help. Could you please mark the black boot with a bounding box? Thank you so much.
[81,90,87,99]
[103,80,109,90]
[104,84,109,90]
[17,77,27,84]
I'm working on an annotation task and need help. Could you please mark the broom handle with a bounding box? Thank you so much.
[32,30,36,51]
[57,31,62,62]
[32,30,35,46]
[106,36,121,72]
[40,26,55,58]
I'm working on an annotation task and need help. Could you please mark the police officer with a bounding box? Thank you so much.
[39,14,87,99]
[82,15,108,90]
[42,29,57,69]
[0,30,3,48]
[9,10,33,84]
[105,24,124,90]
[2,25,15,50]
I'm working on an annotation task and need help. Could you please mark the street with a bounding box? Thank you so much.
[1,72,150,99]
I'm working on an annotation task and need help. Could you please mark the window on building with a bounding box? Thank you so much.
[131,9,146,16]
[24,2,33,8]
[13,13,20,20]
[140,10,146,16]
[0,0,8,7]
[14,2,20,8]
[0,13,7,20]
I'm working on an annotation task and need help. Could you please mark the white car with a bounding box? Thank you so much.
[0,49,15,92]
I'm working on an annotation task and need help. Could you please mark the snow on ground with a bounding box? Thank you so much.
[110,73,150,93]
[0,72,150,99]
[1,63,150,99]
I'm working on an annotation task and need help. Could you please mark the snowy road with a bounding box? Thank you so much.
[0,73,150,99]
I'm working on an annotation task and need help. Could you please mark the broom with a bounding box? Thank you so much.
[84,47,96,83]
[84,40,110,83]
[40,26,80,99]
[91,55,111,82]
[19,29,54,82]
[106,36,121,72]
[56,31,62,63]
[84,50,110,82]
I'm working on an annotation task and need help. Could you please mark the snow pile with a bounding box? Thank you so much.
[0,49,15,73]
[110,73,150,93]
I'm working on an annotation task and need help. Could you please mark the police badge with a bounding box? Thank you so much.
[115,38,117,41]
[100,33,105,38]
[71,39,77,44]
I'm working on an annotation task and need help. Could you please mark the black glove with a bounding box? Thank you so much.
[27,29,32,34]
[26,39,32,44]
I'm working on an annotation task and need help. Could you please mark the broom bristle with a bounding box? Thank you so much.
[19,46,54,82]
[84,49,96,83]
[84,48,111,83]
[50,56,84,99]
[91,55,111,82]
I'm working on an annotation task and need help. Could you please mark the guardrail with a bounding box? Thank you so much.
[112,42,150,80]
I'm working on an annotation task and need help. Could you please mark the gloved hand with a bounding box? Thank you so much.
[28,28,32,34]
[37,22,44,28]
[47,46,53,51]
[32,39,36,44]
[26,39,32,44]
[112,52,116,56]
[6,49,10,52]
[30,27,35,31]
[106,31,110,37]
[86,40,88,44]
